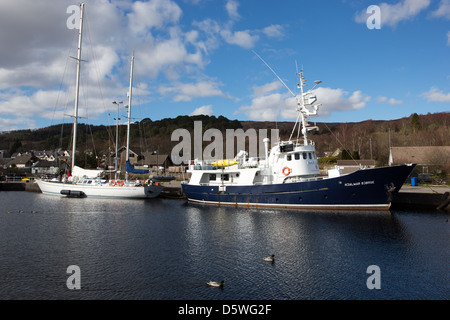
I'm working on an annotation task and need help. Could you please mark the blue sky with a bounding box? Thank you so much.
[0,0,449,132]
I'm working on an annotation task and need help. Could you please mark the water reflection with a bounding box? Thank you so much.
[0,192,448,299]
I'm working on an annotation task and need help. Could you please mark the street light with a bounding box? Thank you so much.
[112,101,123,180]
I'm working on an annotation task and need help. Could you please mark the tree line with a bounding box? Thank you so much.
[1,112,448,167]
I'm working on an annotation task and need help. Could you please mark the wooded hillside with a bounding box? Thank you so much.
[1,112,448,167]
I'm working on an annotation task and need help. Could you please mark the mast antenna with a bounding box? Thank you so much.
[253,51,296,98]
[253,51,322,146]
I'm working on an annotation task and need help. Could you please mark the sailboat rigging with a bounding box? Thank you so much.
[36,2,163,199]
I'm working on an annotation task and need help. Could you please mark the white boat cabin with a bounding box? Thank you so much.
[187,139,321,187]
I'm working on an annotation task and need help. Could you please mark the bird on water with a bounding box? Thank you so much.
[207,280,225,288]
[263,254,275,262]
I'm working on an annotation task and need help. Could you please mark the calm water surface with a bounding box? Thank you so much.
[0,191,448,300]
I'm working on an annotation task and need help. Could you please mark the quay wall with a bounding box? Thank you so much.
[0,182,41,192]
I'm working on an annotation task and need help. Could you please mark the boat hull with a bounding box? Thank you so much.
[36,180,163,199]
[182,164,415,210]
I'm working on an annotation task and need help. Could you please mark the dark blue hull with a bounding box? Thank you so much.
[182,164,415,210]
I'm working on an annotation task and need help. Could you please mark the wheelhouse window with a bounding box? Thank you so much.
[222,174,229,181]
[302,152,307,159]
[210,174,216,181]
[287,154,292,161]
[295,153,300,160]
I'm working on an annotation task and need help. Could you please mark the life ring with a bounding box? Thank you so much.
[110,180,116,186]
[117,180,124,187]
[282,167,292,176]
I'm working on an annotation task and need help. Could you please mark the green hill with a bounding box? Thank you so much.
[1,112,449,168]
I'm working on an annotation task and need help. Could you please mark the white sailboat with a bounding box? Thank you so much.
[36,3,163,199]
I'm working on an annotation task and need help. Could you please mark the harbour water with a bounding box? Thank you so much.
[0,191,448,300]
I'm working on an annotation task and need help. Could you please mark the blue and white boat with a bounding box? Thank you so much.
[181,69,415,210]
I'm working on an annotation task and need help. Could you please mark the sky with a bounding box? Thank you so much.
[0,0,449,132]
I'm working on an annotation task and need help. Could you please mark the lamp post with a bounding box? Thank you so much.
[112,101,123,180]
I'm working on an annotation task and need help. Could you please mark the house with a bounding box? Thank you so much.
[116,146,144,165]
[33,150,59,162]
[31,160,60,176]
[389,146,450,173]
[115,147,173,167]
[389,146,450,166]
[167,166,186,173]
[140,153,173,168]
[9,154,36,170]
[0,158,11,170]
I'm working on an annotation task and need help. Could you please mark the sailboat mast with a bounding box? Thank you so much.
[125,53,134,181]
[71,2,84,170]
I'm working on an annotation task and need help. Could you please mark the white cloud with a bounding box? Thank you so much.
[159,81,225,102]
[355,0,431,27]
[190,105,213,116]
[136,38,190,79]
[0,1,69,68]
[0,0,289,131]
[220,29,260,49]
[0,90,61,117]
[86,45,120,84]
[430,0,450,19]
[236,93,288,121]
[421,87,450,102]
[226,0,240,20]
[313,87,371,116]
[377,96,403,105]
[252,81,282,97]
[236,84,371,121]
[0,117,37,132]
[262,25,284,38]
[127,0,182,35]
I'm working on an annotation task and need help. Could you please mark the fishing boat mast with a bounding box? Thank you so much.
[292,70,321,146]
[253,51,322,147]
[71,2,84,170]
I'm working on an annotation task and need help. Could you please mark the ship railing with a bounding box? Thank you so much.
[189,158,263,171]
[280,139,315,147]
[284,175,320,183]
[189,164,218,170]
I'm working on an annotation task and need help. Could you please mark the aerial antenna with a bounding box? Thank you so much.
[253,51,322,146]
[253,50,297,144]
[252,50,296,98]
